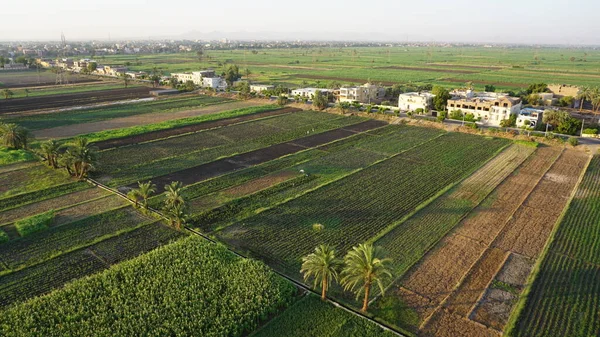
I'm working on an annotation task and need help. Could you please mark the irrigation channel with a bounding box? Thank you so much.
[87,177,406,337]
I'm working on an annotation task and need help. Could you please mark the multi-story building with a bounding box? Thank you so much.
[202,77,227,90]
[517,108,544,128]
[171,70,216,85]
[338,83,385,103]
[250,84,275,93]
[447,90,522,126]
[398,92,435,111]
[291,88,333,99]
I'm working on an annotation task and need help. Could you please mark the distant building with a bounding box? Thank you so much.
[398,92,435,112]
[250,84,274,93]
[517,108,544,128]
[338,83,385,104]
[171,70,216,85]
[447,90,522,126]
[291,88,333,99]
[202,77,227,90]
[126,71,147,79]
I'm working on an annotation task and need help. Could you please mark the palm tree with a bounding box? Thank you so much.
[65,137,98,178]
[1,88,14,99]
[166,202,187,230]
[577,86,592,111]
[0,123,29,149]
[120,73,131,88]
[134,181,156,209]
[341,243,392,312]
[592,94,600,113]
[301,245,343,300]
[164,181,184,208]
[39,139,62,168]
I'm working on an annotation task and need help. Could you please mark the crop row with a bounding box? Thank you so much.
[0,181,89,213]
[376,144,533,278]
[510,155,600,337]
[254,294,397,337]
[217,133,509,277]
[0,206,153,270]
[0,164,74,200]
[0,236,296,337]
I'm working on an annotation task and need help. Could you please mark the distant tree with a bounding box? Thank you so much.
[223,64,241,86]
[301,245,343,300]
[196,49,204,62]
[244,68,251,80]
[183,80,196,92]
[0,123,29,149]
[87,62,97,73]
[24,89,30,97]
[164,181,184,209]
[341,243,392,312]
[431,86,450,111]
[592,93,600,113]
[500,114,517,128]
[570,56,576,62]
[120,73,131,88]
[166,202,187,230]
[236,81,251,99]
[39,139,62,168]
[312,90,328,110]
[577,86,593,111]
[64,137,98,179]
[484,84,496,92]
[128,181,156,209]
[543,110,582,135]
[527,94,543,106]
[526,83,549,94]
[2,88,14,99]
[337,101,351,113]
[276,95,288,107]
[558,96,575,108]
[15,56,27,65]
[465,81,474,90]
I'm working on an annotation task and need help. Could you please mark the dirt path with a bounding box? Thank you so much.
[33,100,264,140]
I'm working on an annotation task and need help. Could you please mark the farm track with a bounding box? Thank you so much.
[392,146,561,335]
[93,107,301,150]
[130,119,387,191]
[32,100,264,139]
[0,87,152,114]
[405,148,589,336]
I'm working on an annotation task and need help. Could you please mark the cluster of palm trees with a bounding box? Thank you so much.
[0,122,29,149]
[577,86,600,112]
[301,243,392,312]
[39,137,98,179]
[127,180,188,230]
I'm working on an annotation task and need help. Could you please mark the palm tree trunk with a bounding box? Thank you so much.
[321,278,327,300]
[361,283,371,312]
[580,98,585,111]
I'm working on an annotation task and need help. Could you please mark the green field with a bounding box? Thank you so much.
[97,47,600,90]
[0,82,138,99]
[508,155,600,337]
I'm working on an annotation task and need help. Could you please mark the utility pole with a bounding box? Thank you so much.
[581,119,585,136]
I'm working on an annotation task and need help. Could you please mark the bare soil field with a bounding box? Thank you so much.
[33,100,265,140]
[420,308,501,337]
[0,87,152,114]
[0,188,106,225]
[223,171,298,198]
[52,195,128,227]
[377,66,478,74]
[94,107,301,150]
[0,71,99,88]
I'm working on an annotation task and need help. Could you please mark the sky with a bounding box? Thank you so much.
[1,0,599,45]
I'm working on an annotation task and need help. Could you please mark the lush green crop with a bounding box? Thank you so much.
[0,206,153,271]
[0,164,74,200]
[0,148,36,166]
[218,133,509,277]
[254,294,398,337]
[0,236,296,337]
[0,229,8,244]
[509,155,600,337]
[14,209,55,237]
[0,182,89,213]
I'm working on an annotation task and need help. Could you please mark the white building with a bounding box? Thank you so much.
[291,88,333,99]
[171,70,216,86]
[517,108,544,128]
[338,83,385,103]
[250,84,275,93]
[447,90,523,127]
[203,77,227,90]
[398,92,435,112]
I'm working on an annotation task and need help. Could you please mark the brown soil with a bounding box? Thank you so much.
[377,66,478,74]
[420,308,501,337]
[442,248,508,317]
[441,78,528,88]
[94,108,301,150]
[0,72,99,88]
[493,150,590,258]
[495,253,535,287]
[32,100,265,140]
[223,171,297,198]
[0,87,151,114]
[471,288,516,331]
[454,147,562,244]
[52,195,128,227]
[0,188,107,225]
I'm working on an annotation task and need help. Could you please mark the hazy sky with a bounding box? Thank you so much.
[2,0,599,44]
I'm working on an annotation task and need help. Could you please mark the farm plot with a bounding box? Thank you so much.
[0,222,186,308]
[0,236,297,337]
[386,146,561,332]
[253,294,397,337]
[0,181,89,213]
[98,112,368,187]
[0,87,151,114]
[0,163,75,200]
[375,143,534,279]
[0,70,99,88]
[508,155,600,337]
[217,133,509,277]
[3,95,231,131]
[0,206,154,271]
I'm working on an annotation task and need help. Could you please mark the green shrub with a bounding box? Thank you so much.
[0,229,9,244]
[414,108,424,114]
[15,210,55,237]
[568,137,579,146]
[583,128,598,135]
